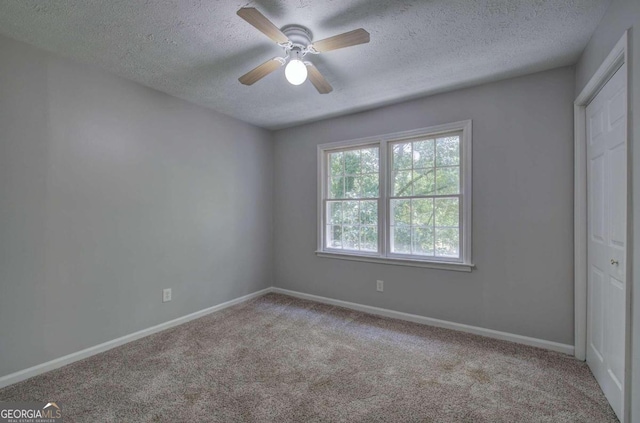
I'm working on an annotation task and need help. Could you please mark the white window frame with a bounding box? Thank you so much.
[316,120,473,272]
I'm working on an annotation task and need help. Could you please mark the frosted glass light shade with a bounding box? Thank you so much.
[285,59,308,85]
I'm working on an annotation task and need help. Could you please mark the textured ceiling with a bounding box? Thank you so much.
[0,0,610,129]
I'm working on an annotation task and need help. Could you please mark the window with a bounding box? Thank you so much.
[326,146,380,252]
[317,120,472,271]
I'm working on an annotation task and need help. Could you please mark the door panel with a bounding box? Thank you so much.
[607,275,624,385]
[608,87,626,126]
[586,64,626,421]
[589,267,604,361]
[608,143,625,247]
[589,154,605,241]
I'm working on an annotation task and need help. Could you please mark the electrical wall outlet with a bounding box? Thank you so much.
[376,280,384,292]
[163,288,172,302]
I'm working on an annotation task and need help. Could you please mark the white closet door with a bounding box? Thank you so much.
[586,64,627,421]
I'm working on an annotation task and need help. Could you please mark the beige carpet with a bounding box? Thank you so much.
[0,293,618,422]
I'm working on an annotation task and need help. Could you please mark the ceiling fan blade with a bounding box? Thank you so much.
[239,57,284,85]
[237,8,289,44]
[306,63,333,94]
[310,28,370,53]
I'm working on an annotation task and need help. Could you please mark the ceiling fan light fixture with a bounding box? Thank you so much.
[285,48,308,85]
[237,8,369,93]
[285,58,308,85]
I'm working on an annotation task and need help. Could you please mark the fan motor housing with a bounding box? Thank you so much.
[281,25,313,48]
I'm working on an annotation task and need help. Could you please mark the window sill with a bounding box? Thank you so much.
[315,251,474,272]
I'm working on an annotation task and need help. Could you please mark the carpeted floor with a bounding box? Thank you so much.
[0,293,618,422]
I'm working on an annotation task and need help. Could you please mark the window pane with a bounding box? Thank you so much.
[435,228,459,257]
[393,143,412,170]
[393,170,412,196]
[330,151,344,176]
[413,139,435,169]
[359,201,377,225]
[435,167,460,195]
[360,174,379,198]
[342,225,360,250]
[391,227,411,253]
[327,199,378,252]
[344,150,361,175]
[413,168,435,196]
[342,201,359,224]
[325,146,381,253]
[436,136,460,166]
[413,227,435,256]
[434,198,459,227]
[345,176,359,198]
[329,177,345,199]
[361,148,379,173]
[361,226,378,252]
[391,199,411,226]
[327,225,342,248]
[328,201,342,225]
[412,198,434,227]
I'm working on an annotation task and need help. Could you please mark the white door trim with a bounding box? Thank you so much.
[574,30,630,420]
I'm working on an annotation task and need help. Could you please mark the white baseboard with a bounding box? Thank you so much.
[272,288,575,356]
[0,287,272,389]
[0,286,575,390]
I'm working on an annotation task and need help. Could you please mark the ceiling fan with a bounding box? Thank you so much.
[236,7,370,94]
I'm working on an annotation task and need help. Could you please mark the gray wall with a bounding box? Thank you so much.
[575,0,640,420]
[273,67,575,345]
[0,34,274,378]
